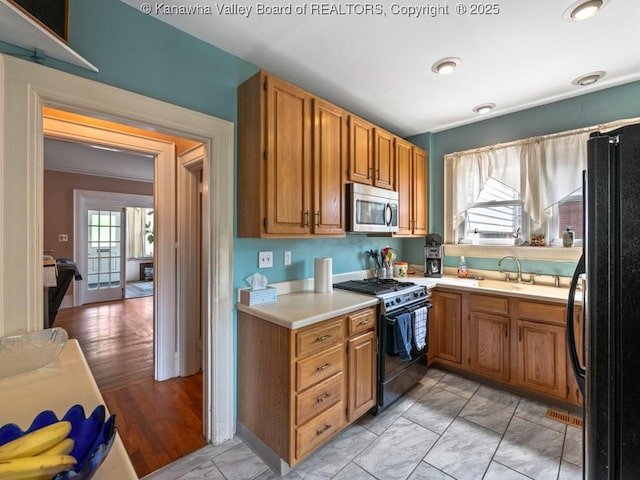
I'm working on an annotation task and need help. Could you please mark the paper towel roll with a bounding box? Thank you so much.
[314,257,333,293]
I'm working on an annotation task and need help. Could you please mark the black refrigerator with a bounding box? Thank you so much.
[567,123,640,479]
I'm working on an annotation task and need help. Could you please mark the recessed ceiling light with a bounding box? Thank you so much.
[563,0,607,21]
[431,57,461,75]
[572,71,606,86]
[473,103,495,114]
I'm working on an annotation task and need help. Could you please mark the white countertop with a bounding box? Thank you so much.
[0,340,138,479]
[404,275,576,304]
[236,289,379,329]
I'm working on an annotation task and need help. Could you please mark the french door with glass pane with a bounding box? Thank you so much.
[85,208,125,303]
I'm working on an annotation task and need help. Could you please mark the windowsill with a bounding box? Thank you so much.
[444,244,582,262]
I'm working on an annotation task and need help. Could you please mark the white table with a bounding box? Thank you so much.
[0,339,138,479]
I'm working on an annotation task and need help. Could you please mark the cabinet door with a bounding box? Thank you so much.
[347,330,377,421]
[395,138,413,236]
[313,99,346,235]
[412,148,428,235]
[431,291,463,365]
[348,116,373,185]
[469,311,510,382]
[373,129,394,190]
[265,75,312,234]
[517,320,567,399]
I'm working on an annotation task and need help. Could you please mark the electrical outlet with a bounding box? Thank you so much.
[59,234,68,242]
[284,251,292,266]
[258,251,273,268]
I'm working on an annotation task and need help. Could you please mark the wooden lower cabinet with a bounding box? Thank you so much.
[468,294,510,382]
[237,306,377,469]
[429,289,580,406]
[516,320,567,400]
[430,290,463,365]
[347,330,377,421]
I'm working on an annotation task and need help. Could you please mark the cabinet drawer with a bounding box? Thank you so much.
[296,319,344,358]
[296,372,343,426]
[518,301,566,326]
[469,294,509,315]
[296,401,343,460]
[296,344,344,391]
[347,308,376,336]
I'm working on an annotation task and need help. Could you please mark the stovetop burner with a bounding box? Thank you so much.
[333,278,417,295]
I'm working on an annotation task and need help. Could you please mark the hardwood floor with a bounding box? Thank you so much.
[54,297,207,477]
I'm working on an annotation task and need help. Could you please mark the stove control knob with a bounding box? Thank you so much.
[413,292,419,298]
[396,297,401,304]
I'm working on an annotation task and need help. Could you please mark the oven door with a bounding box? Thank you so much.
[382,302,431,381]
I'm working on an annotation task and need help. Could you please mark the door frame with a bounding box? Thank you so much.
[0,54,235,444]
[74,190,154,303]
[178,145,205,378]
[45,114,178,381]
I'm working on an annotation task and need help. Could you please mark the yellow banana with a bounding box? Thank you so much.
[0,421,72,460]
[36,438,74,456]
[0,454,76,479]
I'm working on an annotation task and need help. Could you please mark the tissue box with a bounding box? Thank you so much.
[239,287,277,306]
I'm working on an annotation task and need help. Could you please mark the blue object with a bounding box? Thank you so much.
[394,312,413,361]
[0,404,116,480]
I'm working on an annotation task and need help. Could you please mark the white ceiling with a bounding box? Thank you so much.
[120,0,640,136]
[44,138,154,182]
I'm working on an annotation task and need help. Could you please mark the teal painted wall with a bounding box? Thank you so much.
[4,0,640,416]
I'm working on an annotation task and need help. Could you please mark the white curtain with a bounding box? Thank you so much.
[126,207,144,258]
[447,132,587,236]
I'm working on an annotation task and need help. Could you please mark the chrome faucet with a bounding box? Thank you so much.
[498,255,522,282]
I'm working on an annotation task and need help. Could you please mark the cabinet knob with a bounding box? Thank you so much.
[315,211,320,227]
[304,211,310,227]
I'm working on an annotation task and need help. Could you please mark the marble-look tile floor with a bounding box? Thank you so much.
[143,368,583,480]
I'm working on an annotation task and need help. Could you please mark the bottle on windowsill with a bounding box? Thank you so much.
[457,256,469,278]
[562,226,575,248]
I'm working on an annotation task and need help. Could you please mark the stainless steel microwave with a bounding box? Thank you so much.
[347,183,399,233]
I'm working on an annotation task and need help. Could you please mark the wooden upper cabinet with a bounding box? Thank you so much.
[373,128,395,190]
[348,115,374,185]
[313,99,346,235]
[237,72,311,237]
[395,138,413,236]
[412,147,428,235]
[264,75,312,235]
[394,140,428,237]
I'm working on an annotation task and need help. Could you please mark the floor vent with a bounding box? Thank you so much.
[546,408,583,428]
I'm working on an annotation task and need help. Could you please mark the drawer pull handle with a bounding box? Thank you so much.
[316,424,332,436]
[315,334,331,343]
[316,393,331,404]
[358,319,371,326]
[316,363,330,372]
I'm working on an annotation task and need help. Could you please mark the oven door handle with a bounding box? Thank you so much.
[386,302,432,321]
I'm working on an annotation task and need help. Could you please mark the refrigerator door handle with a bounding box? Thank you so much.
[567,252,585,395]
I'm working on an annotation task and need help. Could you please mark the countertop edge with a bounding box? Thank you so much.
[236,291,379,329]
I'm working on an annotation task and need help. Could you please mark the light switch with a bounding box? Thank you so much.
[284,251,292,266]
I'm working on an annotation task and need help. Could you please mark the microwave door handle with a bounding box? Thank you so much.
[385,203,393,227]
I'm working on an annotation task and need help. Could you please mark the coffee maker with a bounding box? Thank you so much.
[424,233,443,277]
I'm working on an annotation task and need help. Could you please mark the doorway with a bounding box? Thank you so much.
[0,54,235,445]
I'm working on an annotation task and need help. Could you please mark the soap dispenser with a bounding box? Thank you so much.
[457,256,469,278]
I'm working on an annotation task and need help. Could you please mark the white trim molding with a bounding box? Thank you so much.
[0,54,235,444]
